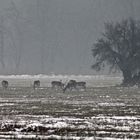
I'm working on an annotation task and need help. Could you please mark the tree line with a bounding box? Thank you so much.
[0,0,48,74]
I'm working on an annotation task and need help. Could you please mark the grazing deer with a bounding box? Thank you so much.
[1,80,8,89]
[33,80,40,89]
[63,80,77,93]
[51,81,64,90]
[63,80,86,92]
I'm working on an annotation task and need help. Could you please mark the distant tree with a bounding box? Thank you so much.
[0,15,5,68]
[7,1,24,73]
[36,0,50,73]
[4,0,27,73]
[92,18,140,86]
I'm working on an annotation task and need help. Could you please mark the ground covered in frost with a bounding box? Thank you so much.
[0,75,140,139]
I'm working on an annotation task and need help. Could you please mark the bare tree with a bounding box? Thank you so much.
[0,15,5,68]
[36,0,50,74]
[5,0,24,74]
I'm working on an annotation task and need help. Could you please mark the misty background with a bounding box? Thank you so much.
[0,0,140,75]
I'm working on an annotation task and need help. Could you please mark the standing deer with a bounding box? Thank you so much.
[1,80,9,89]
[33,80,40,89]
[76,81,86,90]
[51,81,64,90]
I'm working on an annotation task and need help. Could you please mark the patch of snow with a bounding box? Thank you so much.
[98,102,125,106]
[0,103,15,107]
[53,122,68,128]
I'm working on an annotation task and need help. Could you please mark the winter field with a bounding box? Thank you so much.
[0,75,140,140]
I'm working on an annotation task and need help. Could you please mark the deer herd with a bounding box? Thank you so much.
[1,79,86,92]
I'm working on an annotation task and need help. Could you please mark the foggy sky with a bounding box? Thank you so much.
[0,0,140,75]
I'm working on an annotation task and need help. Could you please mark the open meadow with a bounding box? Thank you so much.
[0,75,140,139]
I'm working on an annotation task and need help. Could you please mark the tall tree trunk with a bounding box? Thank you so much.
[122,69,132,86]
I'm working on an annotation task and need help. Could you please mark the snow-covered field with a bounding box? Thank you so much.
[0,75,140,139]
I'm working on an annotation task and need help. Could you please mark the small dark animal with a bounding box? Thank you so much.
[1,80,8,89]
[33,80,40,89]
[51,81,64,90]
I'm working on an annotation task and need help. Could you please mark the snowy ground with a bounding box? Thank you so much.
[0,75,140,139]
